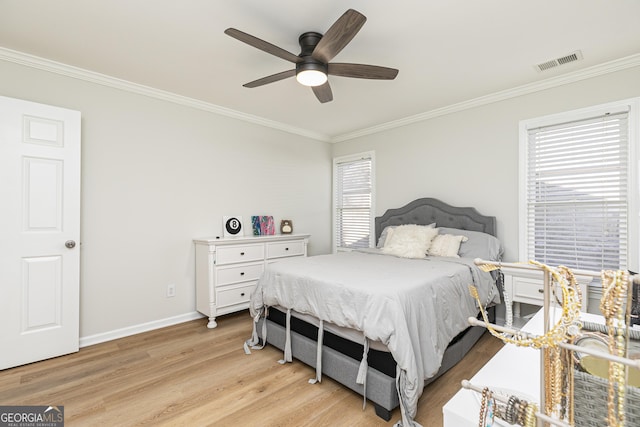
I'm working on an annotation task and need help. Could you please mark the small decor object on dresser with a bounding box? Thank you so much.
[223,216,243,237]
[260,215,275,235]
[280,219,293,234]
[251,216,261,235]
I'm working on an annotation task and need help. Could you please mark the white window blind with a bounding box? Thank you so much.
[524,110,629,271]
[334,154,374,251]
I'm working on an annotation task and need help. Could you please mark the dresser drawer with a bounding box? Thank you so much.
[512,276,544,303]
[216,244,264,265]
[217,283,255,308]
[216,262,264,286]
[267,240,305,259]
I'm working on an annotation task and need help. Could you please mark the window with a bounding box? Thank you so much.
[519,99,639,272]
[333,152,375,252]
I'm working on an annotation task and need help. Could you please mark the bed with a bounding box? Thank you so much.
[245,198,503,426]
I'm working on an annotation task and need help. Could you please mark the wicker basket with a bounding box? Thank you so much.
[573,369,640,427]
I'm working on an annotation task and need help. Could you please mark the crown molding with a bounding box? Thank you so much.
[0,47,332,143]
[331,53,640,143]
[2,47,639,145]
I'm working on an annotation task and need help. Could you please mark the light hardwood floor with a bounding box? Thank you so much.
[0,311,503,426]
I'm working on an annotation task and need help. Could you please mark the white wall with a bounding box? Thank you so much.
[4,56,639,342]
[0,59,332,340]
[332,66,640,263]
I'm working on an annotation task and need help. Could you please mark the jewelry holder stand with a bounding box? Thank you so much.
[462,259,640,427]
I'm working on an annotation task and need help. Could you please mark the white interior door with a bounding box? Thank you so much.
[0,96,81,370]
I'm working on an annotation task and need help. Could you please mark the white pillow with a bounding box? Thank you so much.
[428,234,469,257]
[377,223,436,248]
[382,224,439,259]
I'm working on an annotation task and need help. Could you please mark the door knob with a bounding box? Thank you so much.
[65,240,76,249]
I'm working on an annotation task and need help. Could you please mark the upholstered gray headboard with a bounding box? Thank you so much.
[374,198,497,244]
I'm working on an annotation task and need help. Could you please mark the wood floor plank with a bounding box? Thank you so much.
[0,311,502,426]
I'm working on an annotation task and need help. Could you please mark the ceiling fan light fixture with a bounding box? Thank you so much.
[296,61,328,87]
[296,69,327,87]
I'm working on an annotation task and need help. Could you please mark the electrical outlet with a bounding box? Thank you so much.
[167,284,176,298]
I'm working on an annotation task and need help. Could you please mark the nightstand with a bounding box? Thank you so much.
[502,266,590,318]
[194,234,310,328]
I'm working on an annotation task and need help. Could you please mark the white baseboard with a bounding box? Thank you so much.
[79,311,205,348]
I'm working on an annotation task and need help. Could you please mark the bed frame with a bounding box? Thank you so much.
[257,197,498,420]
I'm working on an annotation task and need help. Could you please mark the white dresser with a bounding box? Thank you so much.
[194,234,310,328]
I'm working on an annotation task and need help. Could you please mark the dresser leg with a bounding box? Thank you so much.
[207,317,218,329]
[513,302,521,319]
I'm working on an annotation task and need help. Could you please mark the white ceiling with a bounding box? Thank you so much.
[2,0,640,142]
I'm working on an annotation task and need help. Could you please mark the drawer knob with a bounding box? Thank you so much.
[538,289,544,293]
[240,252,245,256]
[285,247,289,251]
[240,272,245,276]
[241,292,245,297]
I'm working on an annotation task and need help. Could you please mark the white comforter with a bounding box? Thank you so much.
[249,250,499,426]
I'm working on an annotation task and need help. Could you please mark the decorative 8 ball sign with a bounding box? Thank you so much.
[223,216,243,237]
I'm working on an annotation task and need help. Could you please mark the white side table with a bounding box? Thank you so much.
[502,266,590,318]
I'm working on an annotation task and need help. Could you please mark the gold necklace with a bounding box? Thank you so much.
[524,402,538,427]
[470,261,582,349]
[517,400,527,426]
[564,346,574,425]
[600,269,629,427]
[479,387,489,427]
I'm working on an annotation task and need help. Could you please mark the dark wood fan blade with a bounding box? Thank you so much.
[328,63,399,80]
[312,82,333,103]
[243,69,296,88]
[225,28,301,63]
[312,9,366,63]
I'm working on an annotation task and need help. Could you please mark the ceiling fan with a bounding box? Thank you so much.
[224,9,399,103]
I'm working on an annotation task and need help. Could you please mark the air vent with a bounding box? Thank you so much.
[535,50,583,72]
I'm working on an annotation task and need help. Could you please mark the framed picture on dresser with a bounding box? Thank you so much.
[222,216,243,237]
[250,215,275,235]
